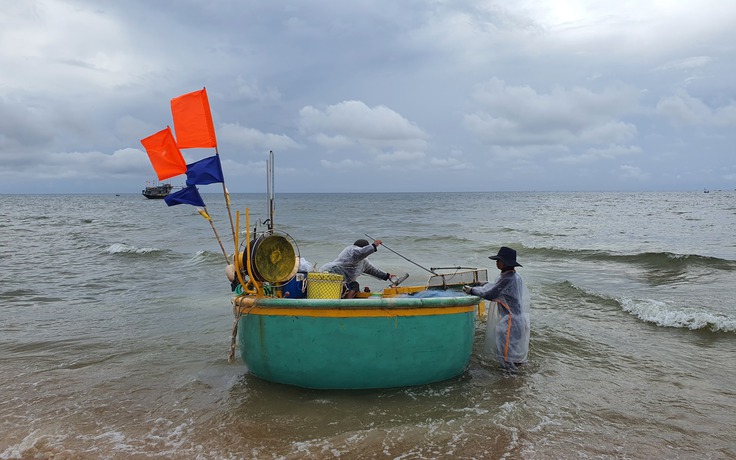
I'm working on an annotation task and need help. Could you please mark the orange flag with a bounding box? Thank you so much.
[140,126,187,180]
[170,88,218,149]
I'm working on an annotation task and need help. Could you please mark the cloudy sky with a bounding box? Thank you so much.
[1,0,735,194]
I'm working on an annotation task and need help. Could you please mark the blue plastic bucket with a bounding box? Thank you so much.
[281,272,307,298]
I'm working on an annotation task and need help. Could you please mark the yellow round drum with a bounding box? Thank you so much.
[249,234,298,284]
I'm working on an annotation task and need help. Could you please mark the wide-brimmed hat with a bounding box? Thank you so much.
[489,246,522,267]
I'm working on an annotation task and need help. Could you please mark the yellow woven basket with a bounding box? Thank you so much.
[307,272,344,299]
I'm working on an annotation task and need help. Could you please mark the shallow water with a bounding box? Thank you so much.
[1,191,734,459]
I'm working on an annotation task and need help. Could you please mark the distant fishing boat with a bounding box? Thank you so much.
[141,183,173,199]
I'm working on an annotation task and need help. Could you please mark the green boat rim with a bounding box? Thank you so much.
[235,294,482,309]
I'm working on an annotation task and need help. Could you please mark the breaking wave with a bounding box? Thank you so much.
[106,243,164,255]
[186,249,227,266]
[524,246,735,271]
[551,281,736,333]
[620,298,736,333]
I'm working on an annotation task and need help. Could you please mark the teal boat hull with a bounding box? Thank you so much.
[236,296,480,389]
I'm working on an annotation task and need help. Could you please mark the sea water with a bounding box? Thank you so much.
[1,191,734,459]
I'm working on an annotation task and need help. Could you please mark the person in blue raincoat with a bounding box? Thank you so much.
[320,239,396,298]
[464,246,531,369]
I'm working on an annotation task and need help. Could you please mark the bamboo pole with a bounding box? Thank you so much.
[215,146,237,255]
[198,208,229,264]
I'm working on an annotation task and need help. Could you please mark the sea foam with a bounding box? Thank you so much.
[620,298,736,332]
[106,243,162,254]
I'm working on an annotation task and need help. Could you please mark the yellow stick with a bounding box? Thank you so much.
[244,208,263,296]
[233,210,258,295]
[233,211,247,292]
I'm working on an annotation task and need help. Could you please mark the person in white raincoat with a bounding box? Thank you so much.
[320,239,396,298]
[464,246,531,369]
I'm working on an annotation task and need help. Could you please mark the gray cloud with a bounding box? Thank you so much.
[299,101,429,155]
[1,0,735,193]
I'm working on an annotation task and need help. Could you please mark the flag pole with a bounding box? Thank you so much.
[215,145,237,259]
[198,208,229,265]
